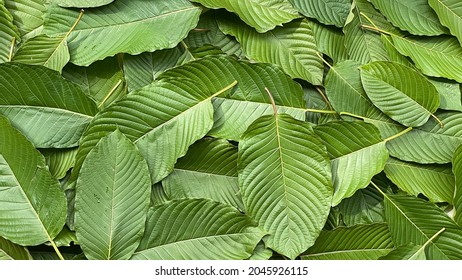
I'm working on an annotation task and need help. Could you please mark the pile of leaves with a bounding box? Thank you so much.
[1,0,462,260]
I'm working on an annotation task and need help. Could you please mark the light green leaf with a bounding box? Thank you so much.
[0,2,18,63]
[44,0,201,66]
[51,226,77,247]
[191,0,299,33]
[238,114,333,259]
[0,63,98,148]
[429,0,462,46]
[379,244,425,260]
[429,78,462,112]
[162,138,243,210]
[219,15,323,85]
[288,0,351,27]
[387,111,462,164]
[150,184,170,207]
[41,148,78,180]
[314,121,389,206]
[370,0,447,36]
[75,130,151,260]
[301,224,394,260]
[4,0,46,39]
[392,35,462,82]
[132,199,266,260]
[248,242,273,260]
[360,61,440,127]
[338,185,385,226]
[0,236,32,260]
[384,158,455,203]
[0,115,66,246]
[453,145,462,226]
[54,0,114,8]
[312,22,349,64]
[383,193,462,259]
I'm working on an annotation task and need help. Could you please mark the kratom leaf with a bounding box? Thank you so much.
[383,193,462,259]
[453,145,462,226]
[288,0,351,27]
[43,0,201,66]
[0,2,18,63]
[369,0,447,36]
[384,158,455,203]
[428,0,462,46]
[429,78,462,112]
[219,15,324,85]
[0,236,32,260]
[162,138,243,210]
[54,0,114,8]
[248,242,273,260]
[75,130,151,260]
[312,22,349,64]
[0,63,98,148]
[132,199,266,260]
[238,114,333,259]
[360,61,440,127]
[392,35,462,82]
[150,184,170,207]
[379,244,426,260]
[4,0,46,38]
[191,0,300,33]
[41,148,78,180]
[0,115,66,246]
[386,111,462,164]
[301,223,394,260]
[314,121,389,206]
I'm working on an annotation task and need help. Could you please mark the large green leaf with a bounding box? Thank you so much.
[384,158,455,203]
[314,121,389,206]
[0,2,18,63]
[0,63,98,148]
[383,193,462,259]
[0,236,32,260]
[312,22,349,64]
[54,0,114,8]
[238,114,333,259]
[428,0,462,46]
[219,15,323,85]
[288,0,351,27]
[132,199,266,260]
[4,0,46,39]
[162,138,243,210]
[386,111,462,164]
[75,130,150,260]
[360,61,440,127]
[43,0,201,66]
[0,115,66,246]
[192,0,299,33]
[300,224,394,260]
[370,0,447,36]
[453,145,462,226]
[392,35,462,82]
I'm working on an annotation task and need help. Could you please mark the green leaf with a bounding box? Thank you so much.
[430,78,462,112]
[392,35,462,82]
[41,148,78,180]
[44,0,201,66]
[162,138,243,210]
[0,63,98,148]
[338,185,385,226]
[383,193,462,259]
[0,115,66,246]
[384,158,455,203]
[370,0,447,36]
[0,236,32,260]
[453,144,462,226]
[219,15,323,85]
[312,22,349,64]
[75,130,151,260]
[238,114,333,259]
[360,61,440,127]
[428,0,462,46]
[314,121,389,206]
[0,2,18,63]
[248,242,273,260]
[150,184,170,207]
[132,199,266,260]
[191,0,300,33]
[379,244,426,260]
[4,0,46,39]
[54,0,114,8]
[386,111,462,164]
[301,224,394,260]
[288,0,351,27]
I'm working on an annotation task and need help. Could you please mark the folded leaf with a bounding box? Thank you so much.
[75,130,150,260]
[453,145,462,226]
[0,63,98,148]
[288,0,351,27]
[428,0,462,46]
[41,148,78,180]
[238,114,333,259]
[301,223,393,260]
[4,0,45,38]
[0,115,66,246]
[132,199,266,260]
[44,0,201,66]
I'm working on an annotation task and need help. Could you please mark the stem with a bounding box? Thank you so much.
[423,228,445,248]
[371,181,385,196]
[211,80,238,98]
[339,111,366,120]
[50,240,64,260]
[8,37,15,62]
[361,25,393,36]
[316,52,333,69]
[65,9,84,39]
[99,80,122,109]
[383,127,412,142]
[315,86,334,110]
[304,108,337,114]
[431,113,444,128]
[180,41,196,61]
[264,87,278,116]
[360,12,378,29]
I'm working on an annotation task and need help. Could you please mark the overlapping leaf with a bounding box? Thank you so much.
[132,199,265,260]
[41,148,78,180]
[0,236,32,260]
[54,0,114,8]
[238,114,333,259]
[288,0,351,27]
[313,22,348,64]
[4,0,45,39]
[453,145,462,226]
[338,186,385,226]
[428,0,462,46]
[0,2,18,63]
